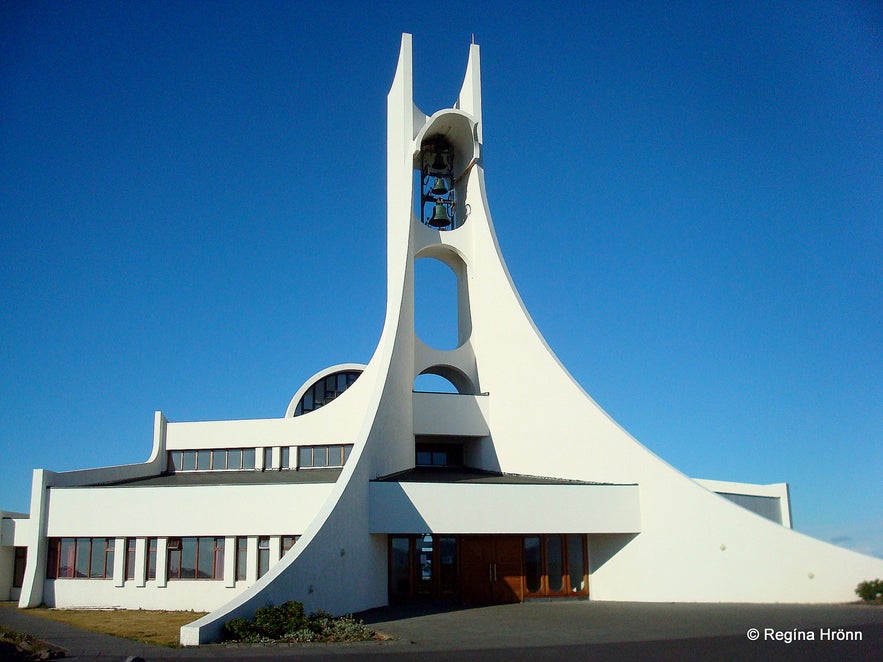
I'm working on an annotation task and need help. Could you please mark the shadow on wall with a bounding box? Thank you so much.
[589,533,639,573]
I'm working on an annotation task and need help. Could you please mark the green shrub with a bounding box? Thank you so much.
[223,601,375,643]
[855,579,883,602]
[323,615,376,641]
[223,617,258,641]
[253,601,306,639]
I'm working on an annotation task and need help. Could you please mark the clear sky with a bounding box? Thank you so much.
[1,2,880,558]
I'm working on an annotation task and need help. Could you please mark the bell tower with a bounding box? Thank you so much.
[181,34,883,644]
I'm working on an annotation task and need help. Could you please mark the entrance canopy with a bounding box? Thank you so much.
[369,473,640,534]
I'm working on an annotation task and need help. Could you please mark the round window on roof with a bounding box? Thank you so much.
[293,370,361,416]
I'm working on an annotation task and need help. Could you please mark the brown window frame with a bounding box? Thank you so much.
[46,537,114,580]
[124,537,136,580]
[523,534,588,598]
[297,444,353,469]
[166,536,224,580]
[257,536,270,578]
[146,537,157,580]
[235,536,248,581]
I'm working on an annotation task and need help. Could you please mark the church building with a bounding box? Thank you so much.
[2,35,881,646]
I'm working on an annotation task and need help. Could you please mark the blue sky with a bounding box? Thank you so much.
[2,2,880,557]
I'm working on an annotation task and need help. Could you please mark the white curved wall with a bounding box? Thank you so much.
[452,94,883,603]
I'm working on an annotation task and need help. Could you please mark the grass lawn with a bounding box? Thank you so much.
[26,608,207,647]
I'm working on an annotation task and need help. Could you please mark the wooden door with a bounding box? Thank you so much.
[459,536,494,605]
[459,535,523,605]
[492,535,523,603]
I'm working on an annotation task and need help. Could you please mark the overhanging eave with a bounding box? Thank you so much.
[369,481,640,534]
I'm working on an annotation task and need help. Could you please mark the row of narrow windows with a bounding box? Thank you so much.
[46,535,299,582]
[168,444,353,472]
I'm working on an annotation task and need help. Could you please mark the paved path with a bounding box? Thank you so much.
[2,601,881,661]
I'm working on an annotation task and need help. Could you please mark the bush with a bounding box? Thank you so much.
[856,579,883,602]
[223,617,258,641]
[254,600,306,639]
[223,601,375,643]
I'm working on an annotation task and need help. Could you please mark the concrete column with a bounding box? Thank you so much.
[113,537,126,587]
[134,538,146,587]
[156,538,168,588]
[224,536,236,588]
[246,536,258,584]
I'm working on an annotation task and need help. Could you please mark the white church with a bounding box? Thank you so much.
[2,35,881,645]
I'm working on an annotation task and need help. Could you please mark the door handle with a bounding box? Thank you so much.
[492,563,498,582]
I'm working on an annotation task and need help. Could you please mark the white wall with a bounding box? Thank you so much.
[45,579,248,612]
[0,513,28,601]
[0,545,12,601]
[412,392,489,436]
[46,483,333,537]
[369,482,640,534]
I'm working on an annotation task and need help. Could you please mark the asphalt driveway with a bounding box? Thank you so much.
[2,600,881,661]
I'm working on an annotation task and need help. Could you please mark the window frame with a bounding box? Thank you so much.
[46,537,114,580]
[147,537,157,581]
[257,536,270,578]
[293,370,362,416]
[168,447,258,472]
[235,536,248,581]
[297,444,353,469]
[125,537,136,581]
[166,536,225,580]
[12,547,26,588]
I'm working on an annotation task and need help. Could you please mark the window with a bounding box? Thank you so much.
[389,534,458,600]
[12,547,26,588]
[524,536,542,593]
[46,538,114,579]
[416,534,433,597]
[147,538,157,580]
[282,535,299,555]
[168,448,258,472]
[546,534,564,593]
[125,538,136,580]
[281,447,290,469]
[167,537,224,580]
[297,444,353,469]
[415,443,463,467]
[263,447,273,470]
[293,370,361,416]
[438,537,457,595]
[389,537,411,599]
[523,534,587,597]
[313,446,328,468]
[257,537,270,578]
[236,537,248,581]
[212,449,227,470]
[567,534,586,593]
